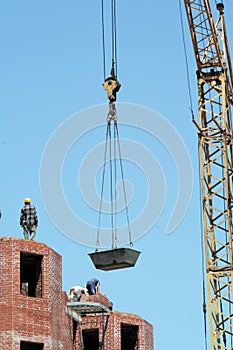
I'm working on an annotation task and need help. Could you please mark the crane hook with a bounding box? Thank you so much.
[103,76,121,103]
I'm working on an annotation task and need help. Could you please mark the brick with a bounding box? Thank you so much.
[0,237,154,349]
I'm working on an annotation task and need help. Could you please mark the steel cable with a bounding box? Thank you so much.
[101,0,106,80]
[178,0,195,118]
[96,123,110,250]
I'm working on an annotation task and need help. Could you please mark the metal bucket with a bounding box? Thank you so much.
[88,248,141,271]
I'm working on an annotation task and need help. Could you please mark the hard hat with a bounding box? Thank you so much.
[24,197,31,203]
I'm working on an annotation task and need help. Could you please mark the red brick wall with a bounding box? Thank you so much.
[0,237,154,349]
[73,311,154,350]
[0,237,63,349]
[61,291,74,350]
[80,292,110,309]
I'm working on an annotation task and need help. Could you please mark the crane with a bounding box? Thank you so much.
[184,1,233,349]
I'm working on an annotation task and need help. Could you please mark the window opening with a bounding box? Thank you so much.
[82,328,99,350]
[121,324,138,350]
[20,252,43,298]
[20,340,44,350]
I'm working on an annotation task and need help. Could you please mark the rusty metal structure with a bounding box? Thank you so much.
[184,1,233,348]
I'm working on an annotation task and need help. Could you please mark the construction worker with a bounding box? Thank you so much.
[86,278,100,295]
[20,198,38,240]
[68,286,88,302]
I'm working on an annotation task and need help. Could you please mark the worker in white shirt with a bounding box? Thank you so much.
[68,286,88,302]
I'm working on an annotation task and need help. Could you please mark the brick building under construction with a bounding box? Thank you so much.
[0,237,154,349]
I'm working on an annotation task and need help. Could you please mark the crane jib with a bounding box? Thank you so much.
[184,1,233,349]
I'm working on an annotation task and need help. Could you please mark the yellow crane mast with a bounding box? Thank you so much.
[184,1,233,349]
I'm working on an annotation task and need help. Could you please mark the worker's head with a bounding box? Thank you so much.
[24,197,31,204]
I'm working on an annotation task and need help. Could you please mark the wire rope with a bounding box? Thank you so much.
[113,121,118,248]
[98,1,132,250]
[97,120,132,249]
[178,0,195,118]
[108,122,115,248]
[101,0,106,80]
[111,0,117,77]
[101,0,118,79]
[96,123,110,250]
[115,122,133,246]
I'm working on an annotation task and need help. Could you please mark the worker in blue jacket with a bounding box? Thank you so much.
[86,278,100,295]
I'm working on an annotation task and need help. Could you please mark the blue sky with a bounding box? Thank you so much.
[1,1,233,349]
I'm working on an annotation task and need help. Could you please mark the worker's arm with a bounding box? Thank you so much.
[33,207,38,226]
[20,209,24,226]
